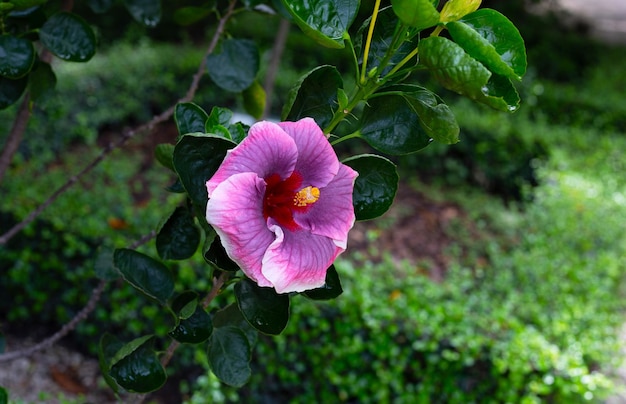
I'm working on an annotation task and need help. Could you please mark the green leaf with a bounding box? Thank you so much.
[358,95,432,155]
[439,0,480,22]
[98,333,124,394]
[204,236,239,271]
[172,134,236,210]
[0,35,35,79]
[303,264,343,300]
[169,292,213,344]
[0,386,7,404]
[173,5,213,26]
[28,62,56,102]
[243,80,266,120]
[391,0,439,31]
[124,0,162,27]
[156,206,200,260]
[113,248,174,305]
[343,154,398,220]
[206,39,259,92]
[39,12,96,62]
[281,0,359,49]
[447,9,526,80]
[0,76,27,110]
[419,36,520,112]
[228,122,248,144]
[389,84,459,144]
[212,303,258,347]
[235,278,290,335]
[154,143,175,171]
[282,65,342,129]
[87,0,114,14]
[175,102,209,136]
[94,248,120,281]
[207,326,251,387]
[109,336,166,393]
[206,106,233,132]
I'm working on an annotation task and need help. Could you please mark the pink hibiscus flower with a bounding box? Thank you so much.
[206,118,358,293]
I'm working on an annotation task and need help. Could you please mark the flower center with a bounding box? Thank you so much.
[263,172,320,231]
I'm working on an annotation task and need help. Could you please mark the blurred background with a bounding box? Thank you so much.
[0,0,625,402]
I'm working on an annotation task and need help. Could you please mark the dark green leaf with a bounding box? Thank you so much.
[359,95,432,154]
[235,278,290,335]
[303,264,342,300]
[282,65,342,129]
[343,154,398,220]
[228,122,248,144]
[206,106,233,133]
[124,0,162,27]
[0,332,5,353]
[0,35,35,78]
[28,62,56,102]
[171,291,199,320]
[391,0,439,31]
[166,178,185,193]
[94,248,119,281]
[281,0,359,49]
[207,326,251,387]
[98,333,124,394]
[154,143,175,171]
[109,336,166,393]
[175,102,209,136]
[242,80,266,120]
[39,12,96,62]
[169,292,213,344]
[0,76,27,110]
[0,386,7,404]
[212,303,258,347]
[447,9,526,80]
[206,39,259,92]
[87,0,114,13]
[419,36,520,112]
[389,85,459,144]
[205,236,239,271]
[173,5,213,26]
[156,206,200,260]
[113,248,174,305]
[172,134,236,210]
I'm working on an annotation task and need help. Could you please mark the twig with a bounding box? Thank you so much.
[0,0,237,246]
[263,18,290,119]
[0,93,31,184]
[0,230,156,363]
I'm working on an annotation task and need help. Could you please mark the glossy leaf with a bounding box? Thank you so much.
[343,154,398,221]
[109,336,166,393]
[39,12,96,62]
[206,106,233,138]
[243,80,266,120]
[154,143,175,171]
[206,39,259,92]
[439,0,480,22]
[0,35,35,79]
[124,0,162,27]
[113,248,174,305]
[87,0,114,13]
[172,134,236,210]
[212,303,258,347]
[169,292,213,344]
[207,326,251,387]
[391,0,439,31]
[0,76,27,110]
[282,65,342,129]
[389,84,459,144]
[281,0,359,49]
[447,9,526,80]
[175,102,209,136]
[303,264,343,300]
[359,95,432,155]
[98,333,124,394]
[228,122,248,144]
[204,236,239,271]
[235,278,290,335]
[419,36,520,112]
[28,62,57,102]
[156,206,200,260]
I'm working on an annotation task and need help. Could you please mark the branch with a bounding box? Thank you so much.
[262,19,290,119]
[0,0,237,246]
[0,230,156,363]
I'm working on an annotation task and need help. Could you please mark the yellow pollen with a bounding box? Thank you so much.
[294,186,320,207]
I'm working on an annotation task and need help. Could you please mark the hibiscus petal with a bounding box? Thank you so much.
[206,172,275,287]
[294,164,358,248]
[207,121,298,195]
[278,118,339,188]
[262,225,343,293]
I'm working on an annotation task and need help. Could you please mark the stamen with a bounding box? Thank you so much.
[294,186,320,207]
